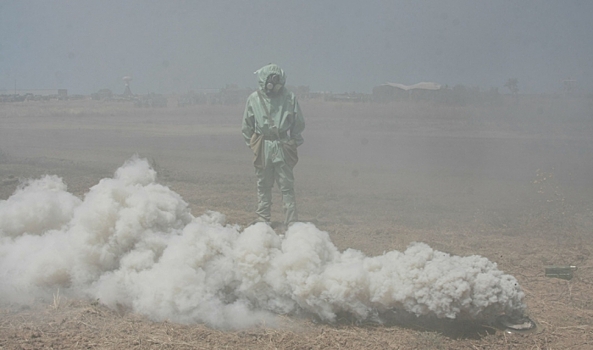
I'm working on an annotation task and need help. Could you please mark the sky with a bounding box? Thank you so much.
[1,0,592,95]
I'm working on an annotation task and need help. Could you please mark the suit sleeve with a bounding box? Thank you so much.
[242,99,255,147]
[290,97,305,147]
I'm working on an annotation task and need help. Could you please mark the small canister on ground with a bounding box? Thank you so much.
[544,265,577,280]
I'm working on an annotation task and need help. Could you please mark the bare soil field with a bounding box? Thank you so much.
[1,97,593,349]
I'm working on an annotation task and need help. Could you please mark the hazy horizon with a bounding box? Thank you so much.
[1,1,592,95]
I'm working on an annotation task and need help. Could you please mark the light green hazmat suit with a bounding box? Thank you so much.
[242,64,305,225]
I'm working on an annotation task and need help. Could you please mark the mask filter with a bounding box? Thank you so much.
[265,74,282,94]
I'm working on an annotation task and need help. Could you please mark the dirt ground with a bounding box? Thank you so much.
[1,97,593,349]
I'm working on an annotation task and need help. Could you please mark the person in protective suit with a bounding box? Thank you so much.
[242,63,305,227]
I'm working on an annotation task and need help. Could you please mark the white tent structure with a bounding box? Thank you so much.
[382,82,441,91]
[373,82,442,102]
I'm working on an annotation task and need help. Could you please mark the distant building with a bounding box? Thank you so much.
[372,82,441,102]
[0,89,67,97]
[0,89,68,102]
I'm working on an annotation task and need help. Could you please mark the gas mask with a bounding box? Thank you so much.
[265,74,283,95]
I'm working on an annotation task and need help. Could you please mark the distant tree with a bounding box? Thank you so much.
[504,78,519,95]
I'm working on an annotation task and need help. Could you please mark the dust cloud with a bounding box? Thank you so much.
[0,156,525,329]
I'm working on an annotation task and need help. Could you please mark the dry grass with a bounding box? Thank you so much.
[1,97,593,349]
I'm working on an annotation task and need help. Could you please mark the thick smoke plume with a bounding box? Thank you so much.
[0,157,525,329]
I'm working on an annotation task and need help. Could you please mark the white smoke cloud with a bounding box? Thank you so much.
[0,156,525,329]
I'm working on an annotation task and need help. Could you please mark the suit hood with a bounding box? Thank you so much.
[254,63,286,92]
